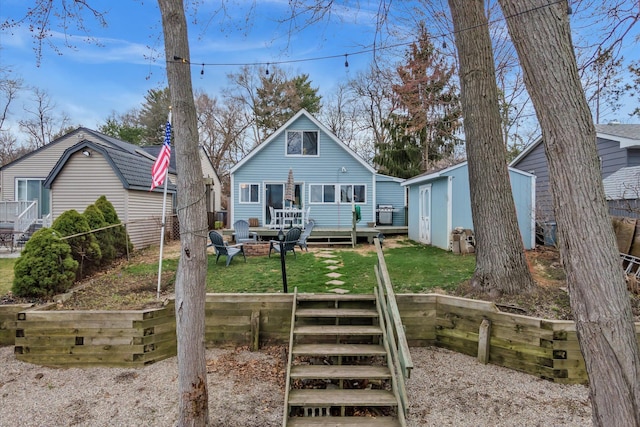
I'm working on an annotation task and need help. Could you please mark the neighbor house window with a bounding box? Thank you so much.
[310,184,336,203]
[239,183,259,203]
[340,185,366,203]
[287,131,318,156]
[16,178,50,217]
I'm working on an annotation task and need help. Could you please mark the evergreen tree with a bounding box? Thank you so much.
[374,115,423,178]
[255,69,321,141]
[389,23,462,174]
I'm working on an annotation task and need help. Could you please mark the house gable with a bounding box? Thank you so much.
[230,110,381,227]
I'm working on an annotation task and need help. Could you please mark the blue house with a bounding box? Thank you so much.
[401,162,536,250]
[229,109,406,229]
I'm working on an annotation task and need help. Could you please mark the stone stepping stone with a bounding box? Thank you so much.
[328,288,350,294]
[325,272,343,279]
[323,259,340,264]
[316,253,337,258]
[325,265,340,271]
[325,280,345,286]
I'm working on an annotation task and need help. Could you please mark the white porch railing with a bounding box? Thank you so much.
[0,201,37,225]
[15,201,38,233]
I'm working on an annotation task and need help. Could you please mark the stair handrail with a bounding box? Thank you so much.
[374,237,413,379]
[15,200,38,233]
[374,285,408,426]
[282,287,298,427]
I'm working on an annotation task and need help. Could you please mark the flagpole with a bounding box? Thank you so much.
[154,108,172,299]
[156,169,169,299]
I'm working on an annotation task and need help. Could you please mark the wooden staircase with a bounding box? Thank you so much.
[283,291,406,427]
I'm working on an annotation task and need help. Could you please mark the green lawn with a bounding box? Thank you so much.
[0,239,476,299]
[204,240,475,294]
[0,258,16,295]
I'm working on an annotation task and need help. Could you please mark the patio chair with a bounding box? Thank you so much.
[233,219,258,244]
[297,220,315,252]
[269,227,302,258]
[268,206,280,229]
[208,230,246,267]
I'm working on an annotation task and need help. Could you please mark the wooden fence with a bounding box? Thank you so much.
[3,294,639,384]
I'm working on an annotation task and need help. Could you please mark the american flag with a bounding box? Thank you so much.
[150,112,172,190]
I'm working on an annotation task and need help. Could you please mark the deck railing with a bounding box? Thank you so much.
[15,201,38,233]
[0,201,36,224]
[373,237,413,420]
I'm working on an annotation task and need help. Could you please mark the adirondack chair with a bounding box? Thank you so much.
[208,230,246,266]
[233,219,258,244]
[269,227,302,258]
[297,220,315,252]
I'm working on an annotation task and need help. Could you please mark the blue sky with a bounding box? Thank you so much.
[1,1,386,137]
[1,1,638,144]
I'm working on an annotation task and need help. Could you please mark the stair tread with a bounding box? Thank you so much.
[297,294,376,302]
[293,344,386,356]
[288,389,397,406]
[296,308,378,318]
[290,365,391,379]
[287,416,401,426]
[295,325,382,335]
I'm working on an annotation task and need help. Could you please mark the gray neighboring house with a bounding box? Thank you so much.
[0,128,174,249]
[1,127,223,249]
[510,124,640,231]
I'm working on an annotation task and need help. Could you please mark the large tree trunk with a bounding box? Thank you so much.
[497,1,640,425]
[448,0,535,295]
[157,1,210,425]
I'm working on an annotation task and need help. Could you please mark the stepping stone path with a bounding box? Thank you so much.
[316,249,348,291]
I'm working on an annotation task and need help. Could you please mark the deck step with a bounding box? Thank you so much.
[290,365,391,380]
[287,416,401,426]
[292,344,386,357]
[294,325,382,335]
[296,294,376,302]
[289,389,397,407]
[296,308,378,318]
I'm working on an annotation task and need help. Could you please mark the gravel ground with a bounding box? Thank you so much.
[0,345,592,426]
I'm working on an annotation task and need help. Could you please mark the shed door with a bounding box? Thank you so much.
[419,184,431,244]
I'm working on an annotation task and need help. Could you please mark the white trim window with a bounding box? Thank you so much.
[286,130,319,156]
[310,184,336,204]
[340,184,366,203]
[16,178,50,217]
[239,183,260,203]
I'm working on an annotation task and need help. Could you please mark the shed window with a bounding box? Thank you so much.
[287,131,318,156]
[239,183,259,203]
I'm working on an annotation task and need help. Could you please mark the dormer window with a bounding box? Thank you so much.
[287,131,318,156]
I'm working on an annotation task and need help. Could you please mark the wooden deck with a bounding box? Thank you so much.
[222,225,407,245]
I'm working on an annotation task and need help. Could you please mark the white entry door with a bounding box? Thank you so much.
[419,184,431,244]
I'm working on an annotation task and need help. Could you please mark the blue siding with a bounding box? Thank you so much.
[430,177,452,248]
[375,176,406,226]
[231,113,380,228]
[404,162,534,250]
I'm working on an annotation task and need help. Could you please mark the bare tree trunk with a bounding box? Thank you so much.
[157,1,209,425]
[448,0,535,295]
[497,1,640,425]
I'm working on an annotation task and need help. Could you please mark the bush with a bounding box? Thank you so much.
[52,209,102,279]
[95,195,132,257]
[12,228,78,298]
[84,203,116,265]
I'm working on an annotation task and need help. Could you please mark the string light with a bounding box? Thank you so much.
[167,1,566,73]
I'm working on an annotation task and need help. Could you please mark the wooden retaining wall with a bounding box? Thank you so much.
[0,304,34,346]
[14,302,177,367]
[397,294,640,384]
[4,293,640,384]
